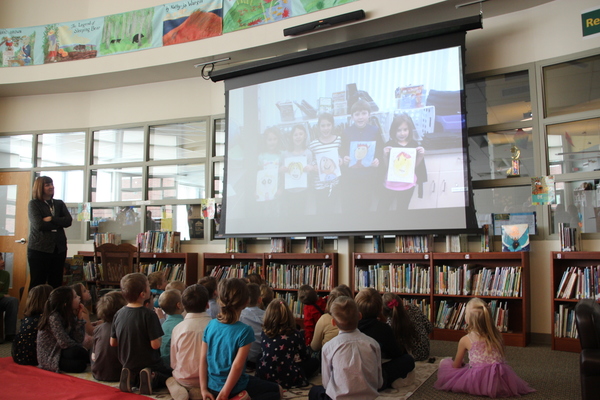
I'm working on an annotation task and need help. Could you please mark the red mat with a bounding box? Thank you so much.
[0,357,145,400]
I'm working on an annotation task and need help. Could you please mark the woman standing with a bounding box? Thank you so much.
[28,176,72,289]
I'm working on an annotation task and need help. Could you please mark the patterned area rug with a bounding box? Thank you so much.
[68,358,441,400]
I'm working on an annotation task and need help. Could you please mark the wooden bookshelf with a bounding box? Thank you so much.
[203,252,338,319]
[77,251,199,287]
[550,251,600,352]
[352,251,530,347]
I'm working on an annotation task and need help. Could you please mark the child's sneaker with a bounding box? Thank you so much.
[139,368,153,395]
[119,368,132,392]
[166,377,189,400]
[229,390,250,400]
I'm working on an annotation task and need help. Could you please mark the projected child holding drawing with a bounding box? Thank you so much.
[224,44,474,236]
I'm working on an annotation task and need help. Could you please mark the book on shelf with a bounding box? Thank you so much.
[266,262,333,291]
[140,261,186,282]
[395,234,433,253]
[137,231,181,253]
[275,292,304,318]
[226,238,247,253]
[558,223,582,252]
[554,304,578,338]
[436,299,509,332]
[446,234,467,252]
[209,262,263,281]
[94,232,122,246]
[404,298,431,320]
[270,237,291,253]
[372,236,385,253]
[304,237,324,253]
[555,265,600,299]
[481,224,493,252]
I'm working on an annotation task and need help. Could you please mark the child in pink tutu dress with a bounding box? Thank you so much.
[434,298,535,398]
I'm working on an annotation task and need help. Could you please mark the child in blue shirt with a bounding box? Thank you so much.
[200,278,281,400]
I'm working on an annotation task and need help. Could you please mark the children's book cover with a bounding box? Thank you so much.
[531,175,555,205]
[256,169,278,201]
[387,147,417,183]
[501,224,530,252]
[316,149,341,182]
[284,155,308,190]
[349,141,376,167]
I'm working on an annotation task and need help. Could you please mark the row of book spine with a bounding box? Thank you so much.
[558,222,581,251]
[140,262,186,282]
[354,263,430,294]
[434,265,522,297]
[265,263,333,291]
[275,292,304,318]
[435,299,509,332]
[225,238,246,253]
[305,237,324,253]
[94,233,122,246]
[554,304,578,338]
[137,231,181,253]
[209,263,263,281]
[555,266,600,299]
[395,235,433,253]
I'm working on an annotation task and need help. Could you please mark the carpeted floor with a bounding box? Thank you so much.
[0,339,581,400]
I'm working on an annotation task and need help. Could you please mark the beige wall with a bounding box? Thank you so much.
[3,0,600,337]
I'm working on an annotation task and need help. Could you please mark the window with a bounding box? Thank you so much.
[0,135,33,168]
[149,121,207,161]
[466,68,537,229]
[37,132,85,167]
[93,127,144,164]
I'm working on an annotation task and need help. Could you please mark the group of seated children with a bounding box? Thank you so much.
[10,270,534,400]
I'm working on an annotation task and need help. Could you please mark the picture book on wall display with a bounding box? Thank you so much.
[501,224,530,252]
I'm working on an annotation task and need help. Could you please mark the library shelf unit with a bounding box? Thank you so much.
[352,251,530,347]
[551,251,600,353]
[203,252,338,321]
[77,251,199,287]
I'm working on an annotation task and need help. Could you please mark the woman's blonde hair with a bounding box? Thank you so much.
[466,297,504,357]
[217,278,249,324]
[263,298,295,338]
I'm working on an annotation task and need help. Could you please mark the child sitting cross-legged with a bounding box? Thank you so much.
[200,278,282,400]
[355,288,415,390]
[11,284,53,365]
[91,291,127,381]
[159,289,185,368]
[257,299,319,389]
[308,296,383,400]
[239,283,265,369]
[111,272,171,395]
[298,284,326,347]
[167,284,212,400]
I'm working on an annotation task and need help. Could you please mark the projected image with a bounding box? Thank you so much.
[225,44,475,236]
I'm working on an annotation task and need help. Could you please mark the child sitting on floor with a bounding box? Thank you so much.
[159,289,185,368]
[257,299,319,389]
[11,284,52,365]
[298,284,326,346]
[309,296,382,400]
[92,291,127,381]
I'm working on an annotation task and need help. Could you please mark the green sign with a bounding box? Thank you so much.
[582,8,600,37]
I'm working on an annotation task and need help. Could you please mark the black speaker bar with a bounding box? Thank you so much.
[283,10,366,37]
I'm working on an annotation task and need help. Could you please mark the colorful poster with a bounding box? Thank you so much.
[223,0,292,33]
[99,8,156,56]
[349,141,376,168]
[159,0,222,46]
[43,17,104,64]
[531,175,555,205]
[0,27,39,67]
[284,155,308,190]
[387,147,417,183]
[316,149,341,182]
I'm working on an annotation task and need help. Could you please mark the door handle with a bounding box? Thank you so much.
[15,238,26,244]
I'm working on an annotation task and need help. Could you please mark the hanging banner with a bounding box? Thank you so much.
[0,26,41,67]
[43,17,104,64]
[100,8,157,56]
[159,0,223,46]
